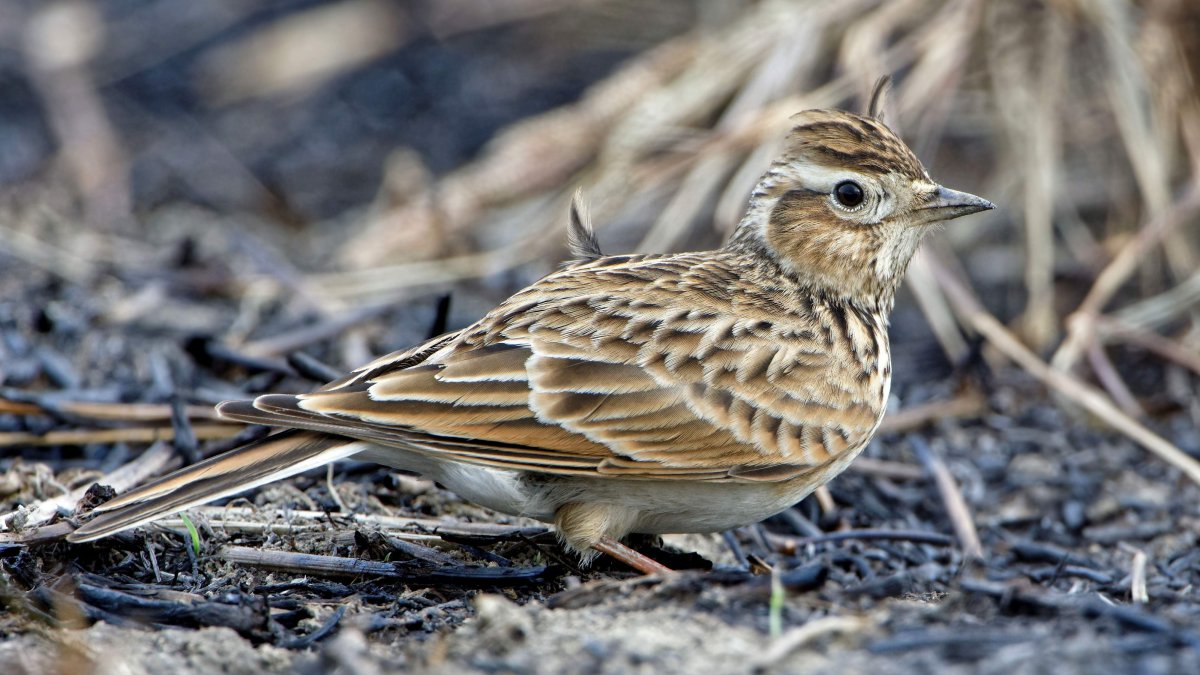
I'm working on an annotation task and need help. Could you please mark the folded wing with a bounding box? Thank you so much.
[218,254,883,483]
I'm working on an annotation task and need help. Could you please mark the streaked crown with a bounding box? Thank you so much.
[781,109,929,180]
[728,92,992,307]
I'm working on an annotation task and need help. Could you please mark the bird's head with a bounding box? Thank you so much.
[730,107,993,306]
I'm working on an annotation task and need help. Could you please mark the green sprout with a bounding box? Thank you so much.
[769,566,784,638]
[179,512,201,557]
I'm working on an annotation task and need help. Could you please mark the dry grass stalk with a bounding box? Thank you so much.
[219,546,410,578]
[1023,8,1067,349]
[317,234,558,302]
[755,615,873,669]
[983,1,1064,349]
[23,2,131,229]
[813,486,836,517]
[198,0,405,105]
[878,389,988,434]
[849,457,926,482]
[0,423,241,448]
[321,0,1200,369]
[334,0,918,280]
[1096,316,1200,376]
[1084,341,1146,418]
[904,253,969,364]
[1051,184,1200,374]
[149,517,442,542]
[0,397,223,422]
[911,437,983,561]
[1092,0,1197,281]
[1107,269,1200,332]
[928,252,1200,487]
[0,221,98,285]
[338,32,701,267]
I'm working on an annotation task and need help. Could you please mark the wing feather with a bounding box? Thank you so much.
[216,252,886,482]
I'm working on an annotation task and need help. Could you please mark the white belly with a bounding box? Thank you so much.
[358,445,848,535]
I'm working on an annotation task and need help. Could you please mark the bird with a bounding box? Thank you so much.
[68,80,993,573]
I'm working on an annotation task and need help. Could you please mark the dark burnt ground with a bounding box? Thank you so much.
[2,2,1200,674]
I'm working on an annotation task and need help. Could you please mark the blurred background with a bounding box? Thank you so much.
[0,0,1197,440]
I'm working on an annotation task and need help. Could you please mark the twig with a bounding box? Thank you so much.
[960,578,1200,647]
[812,486,836,516]
[239,301,395,358]
[379,535,461,566]
[909,435,984,561]
[1085,340,1145,417]
[326,464,349,514]
[287,351,344,383]
[0,423,242,448]
[848,457,926,481]
[280,605,346,650]
[219,546,548,586]
[74,580,266,633]
[721,530,750,569]
[154,507,548,539]
[777,508,823,538]
[192,339,296,376]
[765,528,956,555]
[146,540,162,584]
[546,575,667,610]
[755,615,872,670]
[0,394,223,422]
[877,389,987,433]
[0,520,76,545]
[928,251,1200,487]
[154,517,436,541]
[170,395,200,465]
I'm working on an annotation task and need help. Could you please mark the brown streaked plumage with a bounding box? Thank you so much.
[69,84,993,572]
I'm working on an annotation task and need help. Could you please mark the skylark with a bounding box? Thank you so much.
[69,82,993,573]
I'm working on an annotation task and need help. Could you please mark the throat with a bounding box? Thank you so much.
[726,219,904,313]
[725,237,895,316]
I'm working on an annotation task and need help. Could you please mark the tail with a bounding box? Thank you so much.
[68,430,367,542]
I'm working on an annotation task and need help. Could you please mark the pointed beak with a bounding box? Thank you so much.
[914,185,995,225]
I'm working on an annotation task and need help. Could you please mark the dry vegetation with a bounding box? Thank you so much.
[1,1,1199,673]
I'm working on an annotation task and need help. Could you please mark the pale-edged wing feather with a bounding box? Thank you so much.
[216,252,885,483]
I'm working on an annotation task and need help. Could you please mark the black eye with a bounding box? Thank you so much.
[833,181,865,209]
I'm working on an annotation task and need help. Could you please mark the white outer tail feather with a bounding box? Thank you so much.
[69,433,369,542]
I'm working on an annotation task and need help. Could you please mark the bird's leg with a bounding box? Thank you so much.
[555,501,672,574]
[593,537,672,575]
